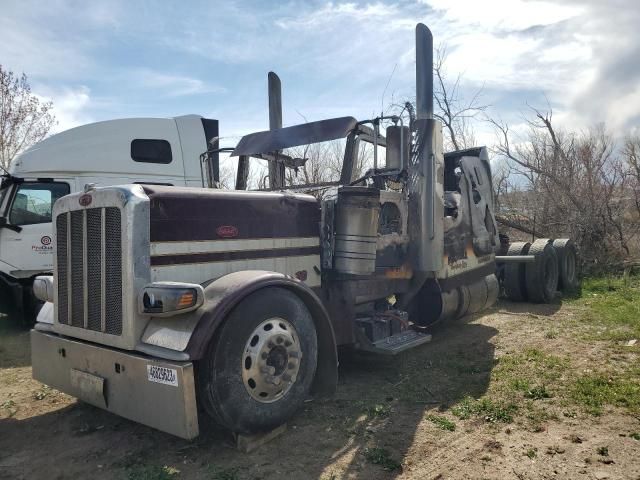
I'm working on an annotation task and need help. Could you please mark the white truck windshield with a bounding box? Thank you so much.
[9,182,70,226]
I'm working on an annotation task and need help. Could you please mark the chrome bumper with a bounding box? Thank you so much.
[31,330,199,439]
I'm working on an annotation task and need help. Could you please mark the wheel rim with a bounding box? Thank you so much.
[241,317,302,403]
[565,249,576,283]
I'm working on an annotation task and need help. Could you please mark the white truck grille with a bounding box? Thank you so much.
[56,207,123,335]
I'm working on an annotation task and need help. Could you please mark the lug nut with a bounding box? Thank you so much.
[287,362,295,369]
[284,340,292,347]
[267,341,275,349]
[282,373,292,382]
[261,352,268,360]
[289,351,300,359]
[276,336,284,344]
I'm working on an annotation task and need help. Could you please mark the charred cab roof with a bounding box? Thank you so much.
[231,116,358,157]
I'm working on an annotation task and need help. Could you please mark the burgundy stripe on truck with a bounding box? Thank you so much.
[150,245,321,266]
[143,185,320,242]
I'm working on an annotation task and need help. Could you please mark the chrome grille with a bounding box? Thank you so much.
[56,207,122,335]
[70,210,84,327]
[86,209,102,331]
[56,214,68,323]
[104,208,122,335]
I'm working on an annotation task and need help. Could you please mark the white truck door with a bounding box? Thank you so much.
[0,181,71,276]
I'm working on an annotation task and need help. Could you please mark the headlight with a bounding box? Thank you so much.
[140,282,204,316]
[33,276,54,303]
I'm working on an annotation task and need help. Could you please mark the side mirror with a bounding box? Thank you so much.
[33,275,54,303]
[0,216,22,233]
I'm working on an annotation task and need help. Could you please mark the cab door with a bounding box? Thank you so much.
[0,181,71,276]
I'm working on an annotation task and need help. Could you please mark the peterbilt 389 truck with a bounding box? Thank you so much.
[30,24,577,439]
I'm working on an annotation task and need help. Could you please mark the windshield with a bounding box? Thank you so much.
[8,182,70,226]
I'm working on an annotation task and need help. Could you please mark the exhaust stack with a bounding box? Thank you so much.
[415,24,434,121]
[410,23,444,274]
[268,71,285,189]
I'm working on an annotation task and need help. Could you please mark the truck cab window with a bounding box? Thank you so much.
[9,182,70,226]
[131,139,172,164]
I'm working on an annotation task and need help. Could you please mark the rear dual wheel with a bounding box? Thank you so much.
[503,239,559,303]
[525,239,558,303]
[503,241,530,302]
[198,287,318,434]
[552,238,579,291]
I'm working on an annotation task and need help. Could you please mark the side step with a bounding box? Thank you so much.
[356,330,432,355]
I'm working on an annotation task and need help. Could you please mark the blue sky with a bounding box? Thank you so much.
[2,0,638,147]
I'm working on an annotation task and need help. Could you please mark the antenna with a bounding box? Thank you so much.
[380,63,397,116]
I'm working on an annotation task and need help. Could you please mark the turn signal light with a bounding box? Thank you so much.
[177,292,195,308]
[140,282,204,317]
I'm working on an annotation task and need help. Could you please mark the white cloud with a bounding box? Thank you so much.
[276,2,399,29]
[131,69,227,97]
[34,86,93,132]
[424,0,582,30]
[4,0,638,144]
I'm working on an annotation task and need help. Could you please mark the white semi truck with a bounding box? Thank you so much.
[0,114,219,321]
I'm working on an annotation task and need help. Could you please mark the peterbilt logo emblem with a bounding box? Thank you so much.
[79,194,92,207]
[216,225,238,238]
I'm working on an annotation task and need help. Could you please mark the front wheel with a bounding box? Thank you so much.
[197,287,318,434]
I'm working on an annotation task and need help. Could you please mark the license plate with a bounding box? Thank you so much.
[70,369,107,408]
[147,365,178,387]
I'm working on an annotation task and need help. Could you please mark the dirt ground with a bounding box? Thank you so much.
[1,293,639,480]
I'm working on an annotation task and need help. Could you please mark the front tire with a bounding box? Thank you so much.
[198,287,318,434]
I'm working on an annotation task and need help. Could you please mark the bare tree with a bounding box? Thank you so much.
[623,135,640,219]
[433,46,487,151]
[0,66,57,169]
[386,47,487,152]
[282,139,372,198]
[491,108,635,271]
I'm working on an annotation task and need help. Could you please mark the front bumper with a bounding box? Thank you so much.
[31,330,199,439]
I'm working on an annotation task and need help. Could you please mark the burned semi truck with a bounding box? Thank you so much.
[30,24,577,439]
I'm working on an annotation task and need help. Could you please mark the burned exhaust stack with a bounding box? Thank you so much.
[268,71,286,189]
[410,23,444,274]
[416,24,434,121]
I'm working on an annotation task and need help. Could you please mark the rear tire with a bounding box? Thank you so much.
[503,241,530,302]
[197,287,318,434]
[525,240,559,303]
[552,238,579,291]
